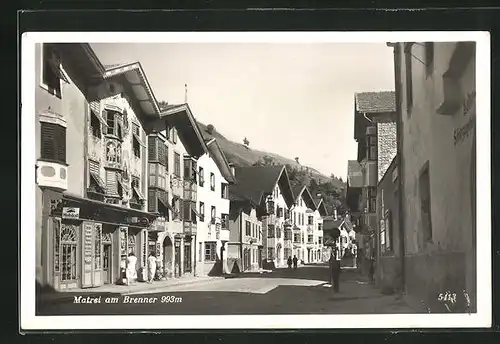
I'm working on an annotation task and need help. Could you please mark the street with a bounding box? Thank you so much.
[37,265,419,315]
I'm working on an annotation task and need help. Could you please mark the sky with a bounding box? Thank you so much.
[91,42,395,179]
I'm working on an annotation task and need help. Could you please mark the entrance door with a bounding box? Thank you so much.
[103,243,112,284]
[163,236,173,277]
[174,239,181,277]
[184,242,192,273]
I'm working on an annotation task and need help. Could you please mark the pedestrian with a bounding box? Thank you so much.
[147,252,157,283]
[329,245,341,293]
[368,254,376,284]
[292,255,298,270]
[287,256,292,269]
[126,252,137,286]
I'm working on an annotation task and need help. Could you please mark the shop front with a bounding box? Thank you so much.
[46,193,157,290]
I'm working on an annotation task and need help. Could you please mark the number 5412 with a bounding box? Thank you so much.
[438,292,457,304]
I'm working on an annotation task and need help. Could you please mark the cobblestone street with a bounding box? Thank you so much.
[37,265,418,315]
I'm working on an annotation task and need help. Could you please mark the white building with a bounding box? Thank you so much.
[290,185,319,264]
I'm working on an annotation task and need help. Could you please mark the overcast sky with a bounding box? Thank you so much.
[91,42,395,179]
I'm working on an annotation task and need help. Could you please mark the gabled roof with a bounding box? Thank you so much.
[354,91,396,114]
[159,103,208,159]
[206,138,236,184]
[347,160,363,188]
[228,165,294,208]
[323,218,345,231]
[292,185,317,210]
[314,198,329,216]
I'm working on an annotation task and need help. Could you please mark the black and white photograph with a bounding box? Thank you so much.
[20,31,491,330]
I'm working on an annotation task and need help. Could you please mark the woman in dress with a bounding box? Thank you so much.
[126,252,137,285]
[147,252,157,283]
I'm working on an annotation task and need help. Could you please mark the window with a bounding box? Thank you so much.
[284,228,292,240]
[267,225,275,238]
[221,183,229,199]
[105,170,119,197]
[172,127,178,144]
[174,152,181,176]
[318,237,323,245]
[308,216,314,225]
[104,110,123,139]
[258,226,261,240]
[42,44,63,98]
[308,235,314,243]
[184,158,197,183]
[199,167,205,187]
[40,121,66,164]
[59,224,78,281]
[245,221,251,236]
[293,212,296,225]
[277,207,283,218]
[419,162,433,244]
[132,123,143,158]
[367,133,377,161]
[148,163,166,190]
[404,43,413,115]
[276,227,281,239]
[268,247,275,260]
[221,214,229,229]
[183,200,198,223]
[367,187,377,213]
[318,223,323,231]
[210,173,215,191]
[204,242,217,262]
[425,42,434,78]
[90,110,103,138]
[199,202,205,222]
[293,233,301,243]
[165,122,171,141]
[211,206,216,224]
[172,195,181,220]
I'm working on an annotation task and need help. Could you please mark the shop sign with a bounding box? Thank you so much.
[83,223,93,271]
[151,217,166,232]
[62,207,80,220]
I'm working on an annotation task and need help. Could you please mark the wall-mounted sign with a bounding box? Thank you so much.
[139,217,150,227]
[62,207,80,220]
[83,223,93,272]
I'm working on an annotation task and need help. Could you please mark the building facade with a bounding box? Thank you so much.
[313,197,328,262]
[353,91,397,273]
[375,155,401,292]
[389,41,476,312]
[194,138,236,276]
[36,43,161,290]
[227,194,263,273]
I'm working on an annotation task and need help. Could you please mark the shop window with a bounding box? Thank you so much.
[94,224,102,270]
[41,44,65,98]
[210,173,216,191]
[40,121,66,164]
[204,242,217,262]
[174,152,181,177]
[60,224,78,281]
[246,221,251,236]
[419,162,433,244]
[53,218,60,273]
[198,167,205,187]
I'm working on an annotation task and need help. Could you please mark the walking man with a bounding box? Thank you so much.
[329,244,341,293]
[292,255,298,270]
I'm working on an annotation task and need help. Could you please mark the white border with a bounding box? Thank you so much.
[21,31,491,330]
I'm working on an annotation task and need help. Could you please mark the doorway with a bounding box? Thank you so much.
[163,236,173,277]
[103,243,112,284]
[184,241,192,273]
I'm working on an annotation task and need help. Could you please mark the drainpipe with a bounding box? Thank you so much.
[388,42,406,293]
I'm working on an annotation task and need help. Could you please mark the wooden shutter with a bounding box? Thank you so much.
[40,122,56,160]
[148,189,157,213]
[105,170,118,196]
[55,125,66,163]
[90,101,100,114]
[148,136,157,161]
[89,160,99,175]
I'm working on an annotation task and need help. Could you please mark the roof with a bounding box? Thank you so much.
[355,91,396,114]
[314,198,329,216]
[206,138,236,184]
[323,218,345,231]
[228,165,294,208]
[347,160,363,188]
[292,185,317,210]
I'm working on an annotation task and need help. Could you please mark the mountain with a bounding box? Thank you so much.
[196,121,345,191]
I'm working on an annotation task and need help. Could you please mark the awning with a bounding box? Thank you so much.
[133,186,145,201]
[158,196,174,213]
[133,133,146,147]
[89,171,106,192]
[192,208,202,218]
[117,178,129,194]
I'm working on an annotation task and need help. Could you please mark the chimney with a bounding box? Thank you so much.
[333,207,338,221]
[228,163,235,178]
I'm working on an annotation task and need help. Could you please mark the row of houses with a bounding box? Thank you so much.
[34,43,330,291]
[346,41,476,312]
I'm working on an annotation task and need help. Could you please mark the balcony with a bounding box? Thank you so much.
[36,160,68,191]
[183,180,197,201]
